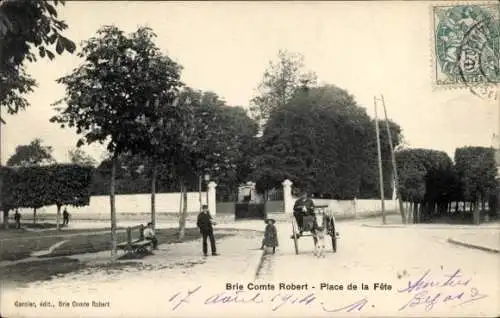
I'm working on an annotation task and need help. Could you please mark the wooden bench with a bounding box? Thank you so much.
[117,225,153,254]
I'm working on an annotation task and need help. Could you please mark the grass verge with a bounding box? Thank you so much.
[0,229,255,287]
[43,227,235,258]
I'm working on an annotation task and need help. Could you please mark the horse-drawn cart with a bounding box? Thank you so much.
[291,205,339,255]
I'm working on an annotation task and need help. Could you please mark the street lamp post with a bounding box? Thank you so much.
[204,173,210,207]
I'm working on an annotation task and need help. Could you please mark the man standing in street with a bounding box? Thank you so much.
[63,208,70,226]
[14,209,21,229]
[197,204,218,256]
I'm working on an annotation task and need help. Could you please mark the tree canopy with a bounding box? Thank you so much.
[395,148,455,203]
[250,49,317,123]
[454,146,496,201]
[181,88,258,194]
[50,25,182,156]
[7,138,56,166]
[1,164,93,210]
[0,0,75,114]
[69,148,97,167]
[253,84,402,199]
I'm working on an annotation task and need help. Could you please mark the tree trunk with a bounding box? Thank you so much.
[398,197,406,224]
[419,202,424,223]
[454,201,459,213]
[481,196,487,222]
[33,208,37,224]
[198,174,202,211]
[110,155,118,260]
[473,195,480,225]
[405,202,411,223]
[151,163,157,230]
[3,209,9,229]
[56,204,61,231]
[264,189,268,216]
[178,179,187,241]
[0,173,5,228]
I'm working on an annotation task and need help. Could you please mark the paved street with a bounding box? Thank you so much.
[255,220,500,317]
[1,218,499,318]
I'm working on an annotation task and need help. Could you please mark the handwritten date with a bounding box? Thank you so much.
[168,286,368,313]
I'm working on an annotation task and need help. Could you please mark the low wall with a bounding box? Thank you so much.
[216,200,284,215]
[308,198,398,218]
[8,191,395,221]
[15,192,208,219]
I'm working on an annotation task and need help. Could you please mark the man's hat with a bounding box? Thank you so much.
[265,218,276,224]
[202,204,208,209]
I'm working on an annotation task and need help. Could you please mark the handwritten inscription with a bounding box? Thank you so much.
[398,269,488,312]
[168,285,368,313]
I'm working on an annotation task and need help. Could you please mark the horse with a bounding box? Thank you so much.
[311,210,332,258]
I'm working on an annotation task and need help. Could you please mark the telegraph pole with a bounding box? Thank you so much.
[380,95,406,224]
[374,96,386,224]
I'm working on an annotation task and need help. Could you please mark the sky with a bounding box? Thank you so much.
[2,1,498,164]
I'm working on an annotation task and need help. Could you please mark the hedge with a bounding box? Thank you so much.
[1,164,94,210]
[395,148,454,202]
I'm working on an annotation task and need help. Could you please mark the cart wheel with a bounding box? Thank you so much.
[291,217,299,255]
[331,223,337,253]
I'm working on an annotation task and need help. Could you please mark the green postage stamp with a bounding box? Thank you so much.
[432,2,500,88]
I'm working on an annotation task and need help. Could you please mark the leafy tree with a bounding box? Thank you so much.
[68,148,97,167]
[183,89,258,195]
[454,146,496,224]
[250,49,317,124]
[6,138,55,166]
[0,0,75,114]
[396,148,456,222]
[254,85,382,199]
[160,88,258,239]
[50,25,182,258]
[134,94,193,233]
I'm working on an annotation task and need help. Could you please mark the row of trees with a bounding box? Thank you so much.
[0,164,93,229]
[44,25,261,258]
[396,146,497,224]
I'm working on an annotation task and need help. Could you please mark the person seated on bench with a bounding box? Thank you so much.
[144,222,158,250]
[292,191,315,238]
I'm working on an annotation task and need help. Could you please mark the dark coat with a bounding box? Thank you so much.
[197,211,214,232]
[293,197,315,214]
[262,224,278,247]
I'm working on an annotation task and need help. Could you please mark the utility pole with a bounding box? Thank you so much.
[380,95,406,224]
[374,96,386,224]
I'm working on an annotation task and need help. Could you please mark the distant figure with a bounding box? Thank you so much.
[63,208,70,226]
[14,210,21,229]
[260,218,278,253]
[197,204,218,256]
[143,222,158,249]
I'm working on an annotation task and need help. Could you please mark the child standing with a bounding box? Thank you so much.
[260,218,278,253]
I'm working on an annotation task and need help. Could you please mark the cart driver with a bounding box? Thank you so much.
[292,191,315,237]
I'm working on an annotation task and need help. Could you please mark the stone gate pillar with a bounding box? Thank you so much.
[208,181,217,216]
[282,179,293,214]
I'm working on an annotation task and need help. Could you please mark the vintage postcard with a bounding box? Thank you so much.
[0,1,499,318]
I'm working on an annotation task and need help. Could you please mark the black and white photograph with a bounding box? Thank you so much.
[0,1,499,317]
